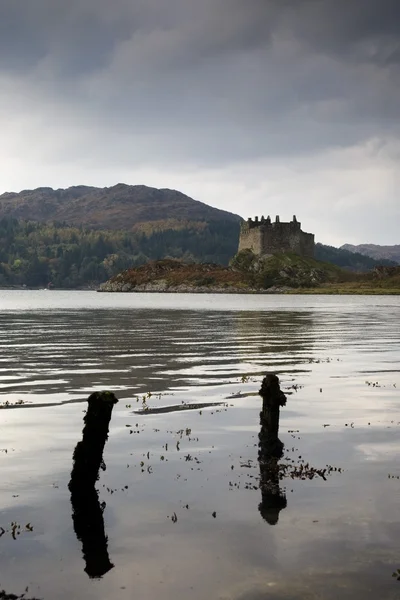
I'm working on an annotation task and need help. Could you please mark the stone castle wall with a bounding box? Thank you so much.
[238,225,263,255]
[238,216,315,258]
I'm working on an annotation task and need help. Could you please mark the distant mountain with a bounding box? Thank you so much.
[341,243,400,265]
[0,183,240,230]
[315,243,397,271]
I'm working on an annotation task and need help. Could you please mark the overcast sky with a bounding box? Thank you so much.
[0,0,399,245]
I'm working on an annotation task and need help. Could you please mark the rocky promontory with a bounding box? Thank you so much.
[98,259,264,293]
[97,253,346,294]
[98,253,400,294]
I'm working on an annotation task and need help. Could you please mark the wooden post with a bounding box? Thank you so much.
[258,373,286,456]
[258,373,287,525]
[69,391,118,579]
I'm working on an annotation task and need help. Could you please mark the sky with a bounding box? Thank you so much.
[0,0,399,246]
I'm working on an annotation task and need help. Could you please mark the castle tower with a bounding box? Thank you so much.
[238,216,315,258]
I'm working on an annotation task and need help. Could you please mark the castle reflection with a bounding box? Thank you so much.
[232,310,316,373]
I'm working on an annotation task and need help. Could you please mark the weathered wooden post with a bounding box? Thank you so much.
[258,373,287,525]
[258,373,286,456]
[69,391,118,579]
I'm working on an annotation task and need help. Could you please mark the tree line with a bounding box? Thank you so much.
[0,217,240,288]
[314,243,396,271]
[0,217,391,289]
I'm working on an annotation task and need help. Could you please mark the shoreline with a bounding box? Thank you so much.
[97,283,400,295]
[2,285,399,295]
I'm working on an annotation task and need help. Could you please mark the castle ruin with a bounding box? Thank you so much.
[238,215,315,258]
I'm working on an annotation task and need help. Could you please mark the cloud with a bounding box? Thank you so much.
[0,0,399,244]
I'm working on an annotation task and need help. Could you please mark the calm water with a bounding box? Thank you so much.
[0,290,399,600]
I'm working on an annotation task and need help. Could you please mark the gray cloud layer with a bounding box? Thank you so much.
[1,0,399,244]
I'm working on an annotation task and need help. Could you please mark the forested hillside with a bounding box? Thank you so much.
[0,215,395,289]
[0,218,239,288]
[315,243,396,271]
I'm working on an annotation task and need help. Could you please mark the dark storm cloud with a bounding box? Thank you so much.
[0,0,131,73]
[1,0,398,131]
[0,0,269,73]
[2,0,400,72]
[280,0,400,58]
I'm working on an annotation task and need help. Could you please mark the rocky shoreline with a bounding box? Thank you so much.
[98,280,288,294]
[97,257,400,295]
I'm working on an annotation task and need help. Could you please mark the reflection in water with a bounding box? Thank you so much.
[1,295,400,600]
[134,400,225,415]
[258,374,287,526]
[234,310,316,370]
[258,434,287,526]
[69,392,118,579]
[0,308,318,406]
[0,591,41,600]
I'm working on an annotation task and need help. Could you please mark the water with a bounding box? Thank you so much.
[0,290,399,600]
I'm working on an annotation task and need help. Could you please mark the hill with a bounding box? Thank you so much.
[315,243,397,271]
[0,183,397,289]
[0,215,395,289]
[0,183,240,230]
[341,243,400,264]
[0,184,242,288]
